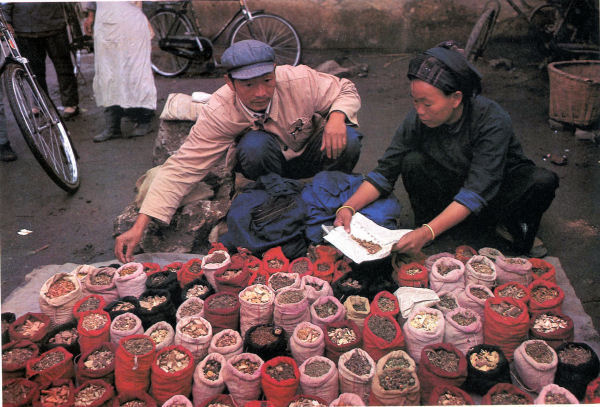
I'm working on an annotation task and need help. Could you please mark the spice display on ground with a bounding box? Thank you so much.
[352,301,367,311]
[119,266,138,277]
[304,281,323,291]
[288,397,327,407]
[267,258,285,269]
[340,278,361,289]
[3,380,31,404]
[404,265,423,275]
[121,400,147,407]
[291,259,310,274]
[531,286,559,303]
[544,392,570,404]
[470,261,494,274]
[203,359,221,380]
[525,341,554,363]
[205,252,227,265]
[89,269,114,285]
[220,267,242,280]
[111,302,135,312]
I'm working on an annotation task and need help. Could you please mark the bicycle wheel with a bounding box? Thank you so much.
[229,13,301,66]
[465,0,500,62]
[149,10,193,77]
[3,63,80,193]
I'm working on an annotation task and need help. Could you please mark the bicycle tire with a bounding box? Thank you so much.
[3,63,80,193]
[229,13,301,66]
[149,10,193,77]
[465,0,500,62]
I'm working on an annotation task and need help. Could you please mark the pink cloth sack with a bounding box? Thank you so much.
[534,383,579,404]
[300,275,333,304]
[273,287,310,339]
[513,339,558,393]
[430,257,465,294]
[223,352,264,407]
[403,307,445,364]
[309,296,346,331]
[238,284,275,338]
[337,348,376,404]
[299,356,339,404]
[192,352,227,406]
[290,321,325,366]
[208,329,243,360]
[495,256,532,286]
[464,255,497,289]
[330,393,365,406]
[444,307,483,357]
[114,262,147,298]
[457,284,494,322]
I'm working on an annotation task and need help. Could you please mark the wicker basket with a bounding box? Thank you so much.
[548,60,600,126]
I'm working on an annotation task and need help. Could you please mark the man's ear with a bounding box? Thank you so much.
[452,91,463,108]
[225,75,235,92]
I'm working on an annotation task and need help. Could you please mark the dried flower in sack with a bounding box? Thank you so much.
[181,319,209,338]
[46,276,76,298]
[438,293,458,310]
[288,397,327,407]
[426,348,459,372]
[351,235,382,254]
[148,328,170,346]
[14,316,47,337]
[157,348,190,373]
[314,300,338,318]
[269,273,296,291]
[344,351,371,375]
[531,286,559,303]
[139,295,167,311]
[384,355,411,370]
[121,400,147,407]
[113,315,138,331]
[525,341,554,363]
[490,390,529,404]
[240,285,273,304]
[470,349,499,371]
[49,327,78,345]
[497,284,526,300]
[215,333,237,347]
[379,369,416,391]
[89,269,114,285]
[32,351,65,371]
[409,311,439,332]
[470,286,491,299]
[437,390,466,405]
[451,312,476,326]
[81,313,108,331]
[83,348,114,370]
[297,326,321,343]
[490,301,522,318]
[78,297,101,313]
[278,289,304,304]
[558,344,592,365]
[368,315,397,342]
[266,361,295,381]
[470,260,494,275]
[178,301,203,318]
[186,284,209,299]
[40,384,71,406]
[74,383,106,407]
[232,358,260,375]
[203,359,221,381]
[304,360,331,377]
[532,314,567,333]
[123,337,153,355]
[2,346,35,365]
[327,326,356,345]
[544,392,571,404]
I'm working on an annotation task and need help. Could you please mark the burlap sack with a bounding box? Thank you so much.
[39,273,83,328]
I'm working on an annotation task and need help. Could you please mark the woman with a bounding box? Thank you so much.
[334,41,558,258]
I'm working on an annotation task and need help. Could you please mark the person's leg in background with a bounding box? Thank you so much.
[0,84,17,162]
[46,30,79,119]
[15,36,48,98]
[124,107,155,137]
[93,105,123,142]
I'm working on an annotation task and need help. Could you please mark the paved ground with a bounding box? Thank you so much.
[1,39,599,331]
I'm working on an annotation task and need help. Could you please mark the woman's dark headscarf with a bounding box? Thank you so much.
[407,40,482,99]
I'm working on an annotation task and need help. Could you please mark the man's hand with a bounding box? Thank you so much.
[321,111,347,160]
[392,227,432,255]
[83,12,94,36]
[114,214,150,263]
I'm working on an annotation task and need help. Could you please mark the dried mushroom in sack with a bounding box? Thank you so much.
[40,383,71,406]
[470,349,500,371]
[232,357,260,375]
[157,348,190,373]
[532,313,567,333]
[81,313,108,331]
[266,361,295,381]
[181,319,209,338]
[203,358,221,381]
[409,310,440,332]
[84,347,114,370]
[327,326,356,345]
[240,285,273,304]
[148,327,170,346]
[74,383,106,406]
[297,326,321,343]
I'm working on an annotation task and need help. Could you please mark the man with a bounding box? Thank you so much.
[115,40,362,262]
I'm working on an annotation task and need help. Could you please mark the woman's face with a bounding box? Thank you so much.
[410,79,463,128]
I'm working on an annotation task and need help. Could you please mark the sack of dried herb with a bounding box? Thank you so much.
[223,352,264,407]
[244,254,264,278]
[35,378,76,407]
[215,260,251,296]
[146,271,182,309]
[495,256,532,286]
[424,252,454,273]
[310,296,345,332]
[72,379,115,407]
[299,356,338,404]
[377,350,416,373]
[268,272,301,294]
[554,341,600,400]
[145,321,175,351]
[177,297,205,324]
[529,258,556,283]
[111,391,158,407]
[434,291,459,315]
[25,347,74,388]
[584,377,600,403]
[427,384,474,406]
[369,366,420,406]
[397,262,428,288]
[39,273,83,328]
[331,271,368,303]
[529,311,574,349]
[238,284,274,338]
[247,270,269,287]
[457,284,494,322]
[337,348,376,404]
[289,257,314,278]
[9,313,51,345]
[262,247,290,275]
[300,276,333,306]
[329,392,365,406]
[477,247,505,263]
[430,257,465,295]
[332,259,352,283]
[464,255,496,289]
[77,310,111,355]
[273,287,310,340]
[192,352,227,403]
[483,297,529,361]
[203,292,240,334]
[202,250,232,291]
[109,312,143,345]
[177,258,204,289]
[323,320,362,364]
[151,345,195,404]
[534,383,578,404]
[103,297,140,322]
[243,324,287,363]
[371,291,400,319]
[260,356,300,407]
[481,382,533,405]
[142,262,161,276]
[244,401,274,407]
[181,276,215,303]
[208,329,243,361]
[528,280,565,314]
[3,378,40,407]
[513,339,557,393]
[73,295,106,321]
[162,262,184,274]
[114,335,156,394]
[70,264,97,289]
[2,340,39,380]
[313,259,334,283]
[40,320,80,359]
[443,307,483,357]
[174,316,213,363]
[418,343,467,400]
[114,263,147,299]
[137,289,177,330]
[343,296,370,334]
[162,394,192,407]
[403,307,444,364]
[362,314,404,362]
[463,344,510,395]
[290,321,325,365]
[84,267,119,304]
[455,245,477,264]
[76,342,116,385]
[493,282,530,306]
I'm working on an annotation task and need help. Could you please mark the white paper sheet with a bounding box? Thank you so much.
[322,212,412,264]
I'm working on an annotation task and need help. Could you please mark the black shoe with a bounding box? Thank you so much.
[62,106,79,120]
[0,143,17,161]
[130,122,152,137]
[93,129,122,143]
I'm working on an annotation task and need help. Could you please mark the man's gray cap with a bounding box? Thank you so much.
[221,40,275,80]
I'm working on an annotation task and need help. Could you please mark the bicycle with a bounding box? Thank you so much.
[0,10,80,193]
[149,0,302,77]
[62,3,94,80]
[465,0,599,62]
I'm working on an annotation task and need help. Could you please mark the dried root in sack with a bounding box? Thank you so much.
[37,378,76,407]
[337,348,376,404]
[208,329,243,360]
[369,367,420,406]
[299,356,338,404]
[40,320,80,359]
[84,267,119,304]
[77,310,111,355]
[76,342,116,386]
[176,297,205,324]
[481,382,533,405]
[483,297,529,361]
[429,257,465,294]
[427,384,474,405]
[114,334,156,394]
[3,378,40,407]
[114,262,147,299]
[402,307,444,364]
[238,284,275,338]
[554,341,600,400]
[343,296,369,334]
[290,322,325,366]
[72,379,115,407]
[150,345,195,405]
[73,295,106,320]
[260,356,300,407]
[535,383,579,404]
[495,256,532,286]
[362,313,404,362]
[243,324,287,363]
[174,316,213,364]
[109,312,143,345]
[223,352,264,407]
[2,340,39,380]
[464,255,496,289]
[463,344,511,396]
[192,352,227,404]
[417,343,467,401]
[323,320,362,364]
[145,321,175,351]
[309,296,345,332]
[443,307,483,357]
[25,347,74,388]
[9,313,51,344]
[178,258,204,289]
[273,287,310,340]
[145,271,182,309]
[528,280,565,314]
[39,273,83,328]
[513,339,558,393]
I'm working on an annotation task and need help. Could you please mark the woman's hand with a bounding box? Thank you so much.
[333,206,354,233]
[392,226,432,255]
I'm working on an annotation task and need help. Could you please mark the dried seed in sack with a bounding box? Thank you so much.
[269,273,295,291]
[49,327,78,345]
[240,285,273,304]
[207,294,237,310]
[532,314,567,333]
[2,346,35,365]
[327,327,356,345]
[409,311,439,332]
[470,349,499,371]
[83,348,114,370]
[33,351,65,371]
[14,317,46,337]
[297,326,321,343]
[203,359,221,380]
[304,281,323,291]
[118,266,137,277]
[291,259,309,273]
[266,258,284,269]
[470,261,493,274]
[558,344,591,365]
[470,286,491,299]
[377,296,396,312]
[41,384,70,406]
[89,269,114,285]
[232,358,260,375]
[179,301,203,317]
[438,293,458,310]
[205,252,227,264]
[383,356,411,370]
[278,289,304,304]
[74,383,106,407]
[437,390,465,405]
[451,312,476,326]
[113,315,138,331]
[352,301,367,312]
[123,337,153,355]
[350,235,382,254]
[288,397,327,407]
[266,362,295,381]
[490,390,528,405]
[139,295,167,311]
[490,301,522,317]
[157,348,190,373]
[186,284,209,299]
[437,263,460,276]
[121,400,147,407]
[111,302,135,312]
[379,369,415,391]
[544,392,570,404]
[497,284,526,300]
[314,300,338,318]
[531,286,559,303]
[181,319,208,338]
[149,328,170,345]
[46,277,76,299]
[250,326,281,346]
[81,313,108,331]
[532,266,550,277]
[344,351,371,375]
[426,348,459,372]
[368,314,396,342]
[215,334,237,347]
[77,297,101,313]
[525,342,553,363]
[304,360,330,377]
[188,262,202,274]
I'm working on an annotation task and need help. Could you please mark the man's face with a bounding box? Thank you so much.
[226,71,276,112]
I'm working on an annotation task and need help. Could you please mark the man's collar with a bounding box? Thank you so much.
[237,96,272,121]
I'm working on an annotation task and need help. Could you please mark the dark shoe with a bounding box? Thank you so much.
[0,143,17,161]
[93,129,122,143]
[495,224,547,257]
[130,122,152,137]
[62,106,79,120]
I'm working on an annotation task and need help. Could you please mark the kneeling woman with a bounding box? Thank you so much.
[334,41,558,257]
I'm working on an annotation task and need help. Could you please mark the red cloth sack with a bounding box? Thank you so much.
[247,270,269,286]
[268,272,301,294]
[309,295,345,331]
[109,312,144,345]
[114,262,147,298]
[330,393,365,406]
[163,395,193,406]
[300,275,333,305]
[427,384,474,405]
[370,291,400,318]
[528,280,565,314]
[273,287,310,339]
[332,259,352,283]
[2,340,39,380]
[535,383,579,404]
[203,292,240,334]
[25,347,74,388]
[202,250,232,291]
[243,255,263,276]
[223,352,264,407]
[208,242,229,254]
[162,262,184,273]
[142,262,161,275]
[495,256,532,286]
[192,352,227,404]
[403,307,444,364]
[73,379,115,407]
[343,296,370,335]
[77,310,111,355]
[73,295,107,321]
[369,364,420,406]
[39,272,83,328]
[289,257,314,277]
[443,307,483,357]
[530,258,557,283]
[324,320,362,364]
[214,256,250,294]
[244,401,274,407]
[262,246,289,275]
[313,259,334,283]
[454,245,477,264]
[397,262,428,288]
[84,267,119,304]
[337,348,376,404]
[418,343,467,401]
[114,334,156,394]
[76,342,116,385]
[483,297,529,361]
[3,378,40,407]
[150,345,195,405]
[208,329,243,360]
[9,313,51,344]
[494,282,530,305]
[238,284,275,338]
[34,379,76,407]
[456,284,494,322]
[111,391,157,407]
[464,255,496,289]
[481,382,533,404]
[174,316,213,363]
[260,356,300,407]
[430,257,465,294]
[298,356,338,404]
[585,377,600,403]
[313,244,339,262]
[513,339,558,393]
[362,313,405,362]
[529,311,574,349]
[178,258,204,289]
[290,321,325,366]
